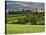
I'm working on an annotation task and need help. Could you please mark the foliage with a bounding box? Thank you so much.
[6,9,45,25]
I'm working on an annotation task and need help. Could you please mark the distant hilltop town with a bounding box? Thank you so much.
[32,8,45,12]
[6,8,45,12]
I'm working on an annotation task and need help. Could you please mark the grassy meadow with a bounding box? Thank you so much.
[6,24,44,34]
[6,14,45,34]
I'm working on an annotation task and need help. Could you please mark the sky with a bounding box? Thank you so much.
[5,1,45,10]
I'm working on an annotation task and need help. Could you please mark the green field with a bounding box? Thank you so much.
[6,15,45,34]
[6,24,44,34]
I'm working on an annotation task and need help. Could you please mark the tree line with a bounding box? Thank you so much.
[6,9,45,25]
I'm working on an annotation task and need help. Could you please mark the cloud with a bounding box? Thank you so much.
[5,2,16,4]
[21,4,29,6]
[6,1,24,5]
[6,1,44,10]
[15,2,24,4]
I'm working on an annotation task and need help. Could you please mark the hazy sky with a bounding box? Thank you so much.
[5,1,45,10]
